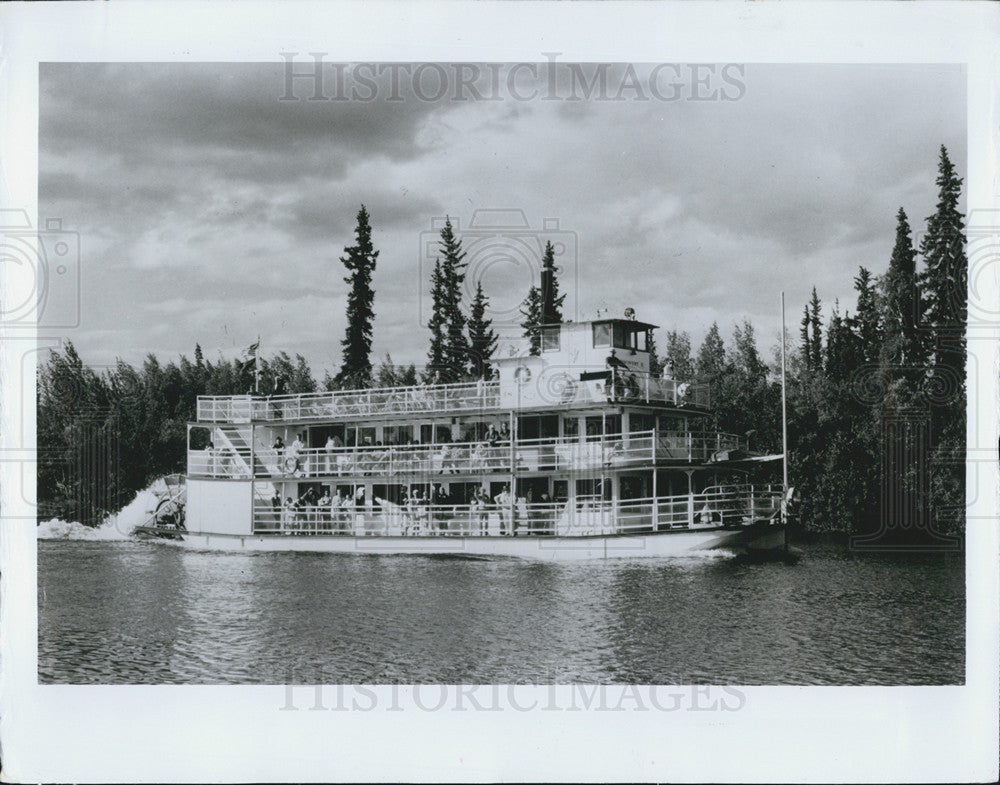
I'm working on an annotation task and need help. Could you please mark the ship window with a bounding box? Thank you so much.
[658,415,683,433]
[585,415,621,441]
[629,413,655,433]
[448,482,480,504]
[382,425,412,445]
[613,323,627,349]
[575,478,611,502]
[540,326,560,352]
[593,322,611,347]
[373,484,406,504]
[553,480,569,502]
[620,474,649,500]
[562,417,578,439]
[518,416,539,441]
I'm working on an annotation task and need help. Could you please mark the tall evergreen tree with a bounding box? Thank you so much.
[425,257,447,380]
[918,145,967,537]
[539,241,566,325]
[334,205,378,389]
[881,207,922,370]
[520,285,543,356]
[467,280,498,379]
[919,145,967,385]
[852,266,881,365]
[808,287,823,372]
[799,304,812,370]
[438,218,471,382]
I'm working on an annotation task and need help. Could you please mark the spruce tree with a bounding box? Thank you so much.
[881,207,922,369]
[918,145,967,538]
[438,218,471,382]
[334,205,378,389]
[425,257,447,380]
[467,281,498,379]
[808,287,823,372]
[520,286,543,356]
[919,145,967,385]
[799,304,812,370]
[539,241,566,324]
[852,267,881,364]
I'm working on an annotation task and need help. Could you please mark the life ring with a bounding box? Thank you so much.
[514,366,532,385]
[283,456,300,474]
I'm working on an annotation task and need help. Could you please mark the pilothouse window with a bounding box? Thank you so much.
[593,323,611,347]
[540,326,560,352]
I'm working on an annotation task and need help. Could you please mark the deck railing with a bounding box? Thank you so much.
[195,372,710,424]
[250,484,782,537]
[187,429,742,479]
[196,381,500,424]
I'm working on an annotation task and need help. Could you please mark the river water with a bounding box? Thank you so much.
[37,538,964,685]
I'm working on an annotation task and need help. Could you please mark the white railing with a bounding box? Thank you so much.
[196,373,711,425]
[197,381,500,424]
[250,484,782,536]
[187,429,742,479]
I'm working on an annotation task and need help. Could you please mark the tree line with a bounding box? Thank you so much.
[39,147,965,540]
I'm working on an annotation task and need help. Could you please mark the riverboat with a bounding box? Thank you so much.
[149,315,787,560]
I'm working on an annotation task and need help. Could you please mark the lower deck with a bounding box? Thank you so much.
[183,478,783,539]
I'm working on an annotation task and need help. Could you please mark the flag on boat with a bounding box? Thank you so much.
[239,339,262,392]
[240,339,260,370]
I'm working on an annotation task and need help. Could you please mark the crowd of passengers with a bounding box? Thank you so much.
[267,423,524,477]
[261,482,560,536]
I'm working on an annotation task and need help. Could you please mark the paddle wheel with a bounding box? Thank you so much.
[133,474,187,539]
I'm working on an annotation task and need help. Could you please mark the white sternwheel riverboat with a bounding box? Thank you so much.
[139,316,787,560]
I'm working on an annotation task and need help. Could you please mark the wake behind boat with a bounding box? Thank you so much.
[138,314,787,560]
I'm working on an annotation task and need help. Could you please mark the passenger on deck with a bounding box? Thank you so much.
[331,490,345,533]
[432,484,450,534]
[494,485,512,535]
[317,490,332,531]
[473,486,491,534]
[324,434,339,473]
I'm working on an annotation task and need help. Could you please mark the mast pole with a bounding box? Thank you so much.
[255,335,261,395]
[780,292,789,550]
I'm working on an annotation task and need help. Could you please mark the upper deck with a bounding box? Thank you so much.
[196,372,709,424]
[196,316,710,425]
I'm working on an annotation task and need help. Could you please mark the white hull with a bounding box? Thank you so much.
[152,524,785,561]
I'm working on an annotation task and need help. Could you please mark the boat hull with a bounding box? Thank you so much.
[150,524,785,561]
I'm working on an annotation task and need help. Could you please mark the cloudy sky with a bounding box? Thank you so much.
[39,62,965,375]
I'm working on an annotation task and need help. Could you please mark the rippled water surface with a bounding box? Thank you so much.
[38,540,964,684]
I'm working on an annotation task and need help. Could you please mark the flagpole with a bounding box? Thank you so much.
[255,335,261,395]
[780,292,789,551]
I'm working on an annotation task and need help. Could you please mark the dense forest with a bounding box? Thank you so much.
[38,148,966,544]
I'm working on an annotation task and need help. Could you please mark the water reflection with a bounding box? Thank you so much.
[38,541,964,685]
